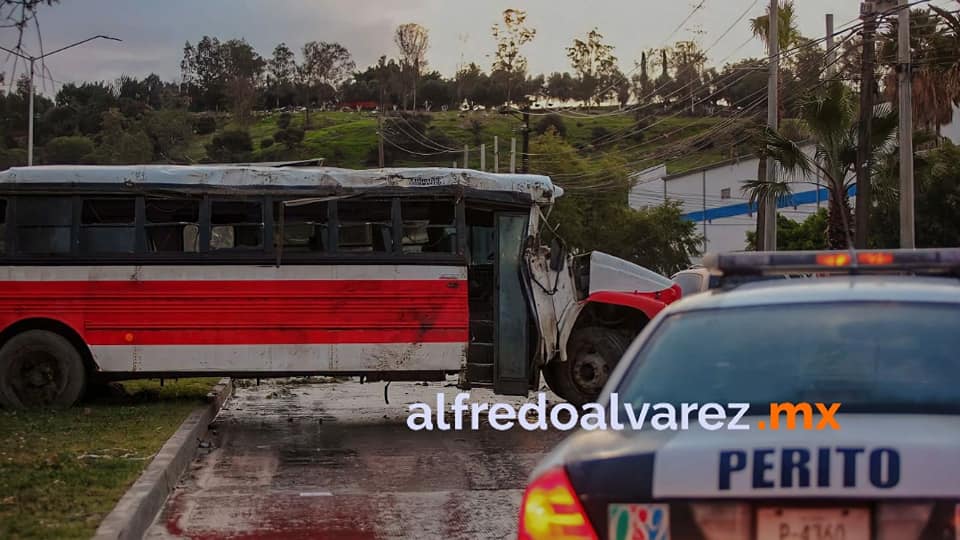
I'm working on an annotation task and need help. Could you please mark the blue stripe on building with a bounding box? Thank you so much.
[682,185,857,222]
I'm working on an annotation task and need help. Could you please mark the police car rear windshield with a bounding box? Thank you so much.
[618,302,960,414]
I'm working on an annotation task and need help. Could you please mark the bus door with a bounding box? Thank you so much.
[493,212,532,395]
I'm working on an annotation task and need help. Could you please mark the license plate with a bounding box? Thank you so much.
[756,507,870,540]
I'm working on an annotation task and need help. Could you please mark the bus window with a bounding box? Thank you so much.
[466,208,495,266]
[146,198,200,253]
[211,200,263,250]
[275,200,328,253]
[337,200,392,253]
[0,199,6,255]
[15,196,72,255]
[80,198,136,254]
[400,200,456,254]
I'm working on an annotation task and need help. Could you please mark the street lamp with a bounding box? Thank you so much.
[0,35,122,166]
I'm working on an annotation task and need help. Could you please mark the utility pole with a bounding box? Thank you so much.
[762,0,779,251]
[510,137,517,173]
[493,136,499,173]
[521,107,531,174]
[856,2,879,249]
[464,145,469,169]
[0,35,121,166]
[826,14,836,79]
[377,110,385,168]
[898,0,915,248]
[480,144,486,171]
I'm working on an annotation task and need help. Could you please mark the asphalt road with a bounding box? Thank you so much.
[147,378,566,540]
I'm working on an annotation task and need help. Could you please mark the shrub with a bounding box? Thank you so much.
[43,136,95,164]
[261,137,274,149]
[277,112,292,130]
[273,127,305,149]
[205,130,253,162]
[591,126,611,143]
[194,115,217,135]
[534,114,567,138]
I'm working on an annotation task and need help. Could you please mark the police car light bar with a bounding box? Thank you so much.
[703,248,960,276]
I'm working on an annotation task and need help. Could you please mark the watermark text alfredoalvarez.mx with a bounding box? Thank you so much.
[405,393,841,432]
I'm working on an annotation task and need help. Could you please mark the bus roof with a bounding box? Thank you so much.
[0,165,563,203]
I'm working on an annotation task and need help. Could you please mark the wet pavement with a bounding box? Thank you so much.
[147,378,566,540]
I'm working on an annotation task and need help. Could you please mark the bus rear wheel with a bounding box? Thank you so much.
[0,330,87,408]
[543,326,630,406]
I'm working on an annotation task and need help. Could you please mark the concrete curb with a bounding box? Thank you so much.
[93,377,233,540]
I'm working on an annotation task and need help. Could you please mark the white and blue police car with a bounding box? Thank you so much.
[519,249,960,540]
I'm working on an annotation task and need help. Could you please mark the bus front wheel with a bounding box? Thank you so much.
[0,330,87,408]
[543,326,630,406]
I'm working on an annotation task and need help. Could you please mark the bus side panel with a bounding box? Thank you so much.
[0,265,468,374]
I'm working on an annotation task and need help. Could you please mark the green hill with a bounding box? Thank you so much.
[191,109,752,176]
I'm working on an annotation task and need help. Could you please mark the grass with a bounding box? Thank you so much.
[190,109,743,176]
[0,378,219,540]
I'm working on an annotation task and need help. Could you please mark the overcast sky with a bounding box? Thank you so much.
[2,0,955,94]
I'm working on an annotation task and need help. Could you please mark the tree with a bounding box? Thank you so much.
[669,41,708,114]
[301,41,355,125]
[743,81,898,248]
[143,109,194,162]
[750,1,804,120]
[750,0,802,52]
[394,23,429,110]
[43,136,94,164]
[221,39,265,127]
[610,69,631,108]
[55,82,117,135]
[181,37,228,111]
[205,129,253,162]
[746,210,828,250]
[530,131,700,274]
[267,43,297,108]
[872,141,960,248]
[566,28,618,106]
[491,8,536,105]
[880,7,960,136]
[631,51,653,106]
[716,58,767,109]
[545,72,576,104]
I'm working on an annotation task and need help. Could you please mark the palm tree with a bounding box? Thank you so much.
[743,81,898,248]
[750,0,803,53]
[881,8,960,136]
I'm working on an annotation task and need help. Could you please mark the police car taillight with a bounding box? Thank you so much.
[518,467,597,540]
[877,503,933,540]
[704,248,960,276]
[689,503,750,540]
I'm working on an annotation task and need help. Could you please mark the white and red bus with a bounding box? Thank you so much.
[0,165,680,407]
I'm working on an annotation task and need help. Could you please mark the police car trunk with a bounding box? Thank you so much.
[519,249,960,540]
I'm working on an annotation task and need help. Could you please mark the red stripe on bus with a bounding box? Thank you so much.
[0,279,469,346]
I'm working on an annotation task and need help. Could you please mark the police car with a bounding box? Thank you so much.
[519,249,960,540]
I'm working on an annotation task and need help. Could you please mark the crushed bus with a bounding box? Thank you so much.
[0,165,680,407]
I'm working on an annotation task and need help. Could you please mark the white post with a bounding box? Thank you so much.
[763,0,779,251]
[899,0,915,248]
[480,144,486,171]
[493,136,499,173]
[510,137,517,173]
[27,58,35,167]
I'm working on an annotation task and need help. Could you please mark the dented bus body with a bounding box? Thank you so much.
[0,165,679,407]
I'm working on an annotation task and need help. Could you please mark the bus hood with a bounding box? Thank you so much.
[587,252,675,295]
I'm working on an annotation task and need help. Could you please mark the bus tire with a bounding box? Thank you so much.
[544,326,630,406]
[0,330,87,408]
